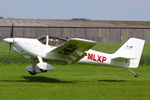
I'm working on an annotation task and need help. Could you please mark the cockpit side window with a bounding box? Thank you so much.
[48,37,67,46]
[38,36,67,46]
[38,36,46,44]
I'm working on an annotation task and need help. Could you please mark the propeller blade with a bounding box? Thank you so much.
[9,24,14,52]
[9,43,12,52]
[10,24,14,38]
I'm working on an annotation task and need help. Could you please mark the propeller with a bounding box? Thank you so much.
[9,24,14,51]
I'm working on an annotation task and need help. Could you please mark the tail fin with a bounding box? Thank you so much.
[112,38,145,68]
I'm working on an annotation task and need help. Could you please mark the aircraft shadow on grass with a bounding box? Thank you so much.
[98,80,127,82]
[22,76,75,83]
[0,76,74,84]
[0,76,127,83]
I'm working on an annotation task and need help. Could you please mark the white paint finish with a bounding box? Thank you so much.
[3,37,145,75]
[12,38,56,59]
[79,49,112,65]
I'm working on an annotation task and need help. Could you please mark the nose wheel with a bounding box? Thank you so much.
[28,71,36,75]
[40,69,47,72]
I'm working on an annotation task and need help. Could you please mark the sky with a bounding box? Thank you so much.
[0,0,150,21]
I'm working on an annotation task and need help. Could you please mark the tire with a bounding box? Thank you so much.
[28,71,36,75]
[40,69,47,72]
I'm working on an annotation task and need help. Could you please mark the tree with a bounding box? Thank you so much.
[71,18,89,20]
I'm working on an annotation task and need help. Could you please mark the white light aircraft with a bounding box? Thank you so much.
[3,36,145,77]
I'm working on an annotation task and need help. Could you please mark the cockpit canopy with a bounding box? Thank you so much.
[38,36,67,46]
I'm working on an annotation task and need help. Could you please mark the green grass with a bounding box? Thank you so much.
[0,42,150,100]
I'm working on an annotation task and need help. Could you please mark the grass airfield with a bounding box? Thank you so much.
[0,42,150,100]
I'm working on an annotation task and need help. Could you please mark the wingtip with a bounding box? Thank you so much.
[3,38,14,43]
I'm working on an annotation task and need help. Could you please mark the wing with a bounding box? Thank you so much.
[48,38,97,64]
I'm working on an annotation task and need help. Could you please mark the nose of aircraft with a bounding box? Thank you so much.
[3,38,14,43]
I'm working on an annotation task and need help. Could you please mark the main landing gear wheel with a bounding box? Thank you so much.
[28,71,36,75]
[134,73,138,78]
[40,69,47,72]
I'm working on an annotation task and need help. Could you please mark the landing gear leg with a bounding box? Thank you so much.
[128,69,138,78]
[29,58,38,75]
